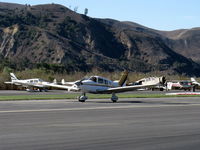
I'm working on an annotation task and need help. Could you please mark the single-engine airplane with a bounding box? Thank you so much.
[128,76,166,91]
[4,73,49,92]
[191,78,200,86]
[166,80,194,91]
[191,78,200,92]
[43,71,165,102]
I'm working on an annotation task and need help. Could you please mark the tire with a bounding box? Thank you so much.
[112,100,117,103]
[79,99,85,102]
[78,96,87,102]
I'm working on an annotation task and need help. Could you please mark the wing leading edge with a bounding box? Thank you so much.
[97,84,158,94]
[42,83,79,91]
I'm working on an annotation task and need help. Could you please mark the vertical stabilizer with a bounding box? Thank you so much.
[191,77,200,86]
[191,77,196,83]
[53,79,57,84]
[10,73,18,81]
[61,79,65,85]
[118,71,129,86]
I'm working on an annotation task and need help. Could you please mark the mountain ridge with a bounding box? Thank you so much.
[0,2,200,76]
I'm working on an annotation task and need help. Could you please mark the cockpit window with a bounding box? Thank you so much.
[90,77,97,82]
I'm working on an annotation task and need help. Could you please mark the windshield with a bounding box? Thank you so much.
[89,76,97,82]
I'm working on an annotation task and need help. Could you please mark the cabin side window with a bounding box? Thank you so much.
[98,78,103,84]
[104,80,108,85]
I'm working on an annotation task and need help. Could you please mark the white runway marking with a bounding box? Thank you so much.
[166,92,200,95]
[0,103,200,113]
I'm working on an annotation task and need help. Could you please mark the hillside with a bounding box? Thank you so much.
[0,2,200,76]
[158,28,200,63]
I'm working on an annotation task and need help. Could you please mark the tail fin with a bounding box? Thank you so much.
[118,71,129,86]
[191,77,199,86]
[10,73,18,81]
[53,79,57,84]
[61,79,65,85]
[191,77,196,83]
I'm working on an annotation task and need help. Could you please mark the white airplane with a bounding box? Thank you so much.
[43,71,164,102]
[166,80,194,91]
[60,78,82,91]
[128,76,166,91]
[191,78,200,86]
[4,73,49,92]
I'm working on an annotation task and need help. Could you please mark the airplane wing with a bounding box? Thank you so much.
[4,81,22,86]
[97,84,158,94]
[6,81,45,88]
[42,83,79,91]
[4,81,13,84]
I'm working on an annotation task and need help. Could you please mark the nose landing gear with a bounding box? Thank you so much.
[78,93,88,102]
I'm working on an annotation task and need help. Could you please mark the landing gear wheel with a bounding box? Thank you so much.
[111,99,117,103]
[78,95,88,102]
[111,93,118,103]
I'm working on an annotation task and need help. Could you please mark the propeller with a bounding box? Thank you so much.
[74,77,87,86]
[160,76,167,85]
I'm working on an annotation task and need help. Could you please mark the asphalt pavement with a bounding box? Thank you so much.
[0,89,197,96]
[0,97,200,150]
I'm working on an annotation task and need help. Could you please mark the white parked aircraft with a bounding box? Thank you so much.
[4,73,49,92]
[60,78,80,91]
[191,78,200,86]
[128,76,166,91]
[191,77,200,92]
[166,80,194,91]
[43,71,164,102]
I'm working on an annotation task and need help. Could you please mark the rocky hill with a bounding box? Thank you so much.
[0,2,200,76]
[158,28,200,64]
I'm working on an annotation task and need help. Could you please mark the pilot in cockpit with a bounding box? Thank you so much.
[90,76,97,82]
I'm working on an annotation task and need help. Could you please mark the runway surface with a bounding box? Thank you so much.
[0,97,200,150]
[0,89,197,96]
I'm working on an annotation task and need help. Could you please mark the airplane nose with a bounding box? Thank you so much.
[75,81,82,86]
[161,76,166,85]
[75,78,86,86]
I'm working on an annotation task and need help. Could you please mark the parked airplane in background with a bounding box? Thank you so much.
[4,73,49,92]
[166,80,194,91]
[128,76,166,91]
[60,79,80,92]
[43,71,164,102]
[191,78,200,86]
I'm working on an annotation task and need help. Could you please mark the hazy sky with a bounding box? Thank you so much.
[0,0,200,31]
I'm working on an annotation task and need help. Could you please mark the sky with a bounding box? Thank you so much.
[0,0,200,31]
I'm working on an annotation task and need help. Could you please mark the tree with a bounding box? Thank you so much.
[84,8,88,16]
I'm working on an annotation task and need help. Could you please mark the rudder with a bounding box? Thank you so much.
[10,73,18,81]
[118,71,129,86]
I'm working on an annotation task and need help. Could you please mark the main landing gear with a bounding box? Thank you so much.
[78,93,88,102]
[111,93,118,103]
[78,93,118,103]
